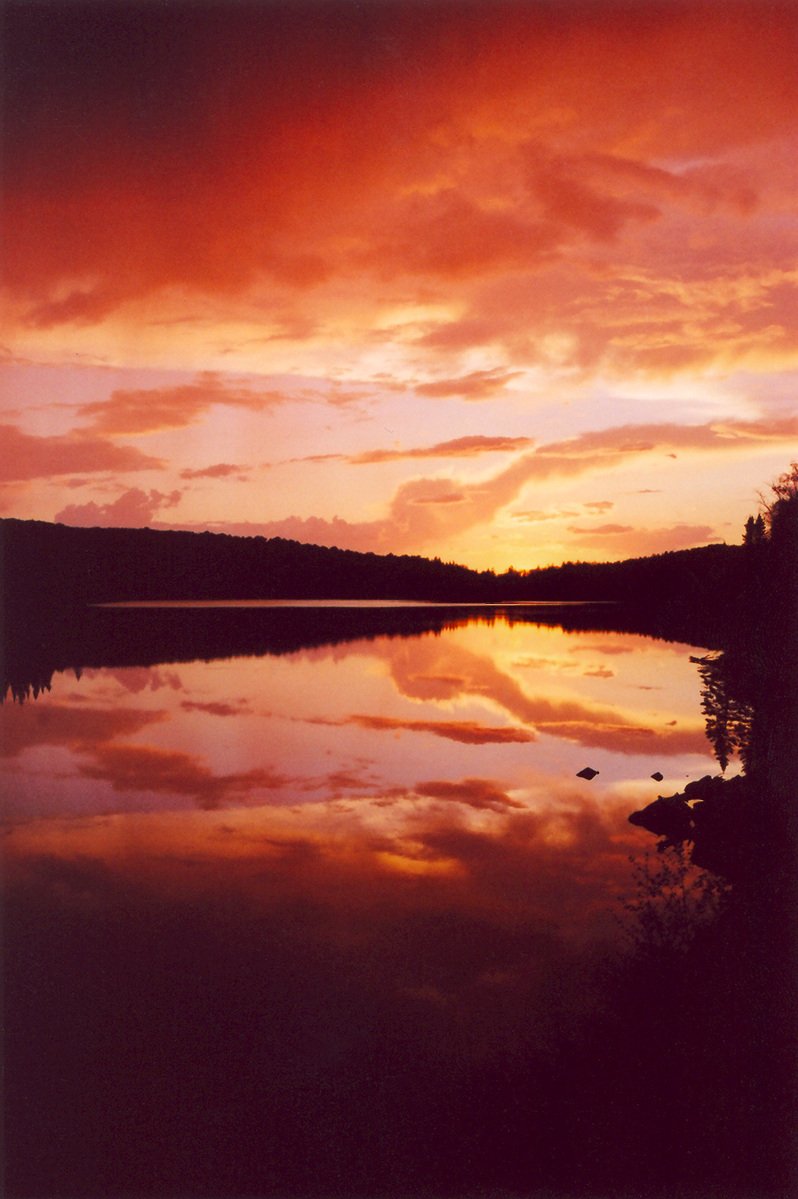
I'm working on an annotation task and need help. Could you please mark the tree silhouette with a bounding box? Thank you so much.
[742,513,766,545]
[760,460,798,539]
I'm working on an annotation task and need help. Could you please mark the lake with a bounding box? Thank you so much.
[1,607,769,1197]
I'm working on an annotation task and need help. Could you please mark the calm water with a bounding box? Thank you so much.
[2,613,737,1197]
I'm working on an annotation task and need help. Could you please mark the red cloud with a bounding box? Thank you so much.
[0,424,161,483]
[6,3,793,326]
[365,190,560,280]
[531,161,660,242]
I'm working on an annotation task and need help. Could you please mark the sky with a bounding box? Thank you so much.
[2,0,797,571]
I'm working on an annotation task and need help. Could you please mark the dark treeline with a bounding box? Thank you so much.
[0,513,768,616]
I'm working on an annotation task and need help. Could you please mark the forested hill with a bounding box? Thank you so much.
[1,517,765,627]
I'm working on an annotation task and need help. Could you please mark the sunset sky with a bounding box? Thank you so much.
[3,0,797,571]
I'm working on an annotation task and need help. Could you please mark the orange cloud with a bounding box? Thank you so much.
[416,252,798,374]
[180,700,251,717]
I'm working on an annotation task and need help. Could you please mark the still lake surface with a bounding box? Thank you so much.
[3,608,730,1197]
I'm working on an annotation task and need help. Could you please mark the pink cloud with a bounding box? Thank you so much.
[55,487,182,528]
[568,523,719,556]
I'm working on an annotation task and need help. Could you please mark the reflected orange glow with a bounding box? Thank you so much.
[2,620,719,947]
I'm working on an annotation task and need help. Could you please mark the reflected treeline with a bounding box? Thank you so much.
[3,598,700,704]
[622,481,797,1197]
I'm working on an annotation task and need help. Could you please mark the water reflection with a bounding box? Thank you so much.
[2,612,792,1197]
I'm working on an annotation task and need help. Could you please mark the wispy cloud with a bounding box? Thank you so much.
[349,714,536,746]
[179,463,248,480]
[352,435,533,464]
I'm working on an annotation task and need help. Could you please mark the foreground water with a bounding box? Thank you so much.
[2,611,759,1197]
